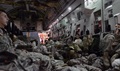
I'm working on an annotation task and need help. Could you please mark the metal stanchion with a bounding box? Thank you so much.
[101,0,105,32]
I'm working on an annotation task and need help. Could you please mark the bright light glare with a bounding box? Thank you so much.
[114,13,120,16]
[68,7,72,11]
[105,5,112,9]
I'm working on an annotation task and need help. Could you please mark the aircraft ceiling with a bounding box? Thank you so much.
[0,0,63,30]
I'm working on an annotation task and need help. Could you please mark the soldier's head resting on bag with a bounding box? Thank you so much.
[0,10,9,28]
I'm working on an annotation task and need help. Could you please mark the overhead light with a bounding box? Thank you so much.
[76,7,80,11]
[49,19,59,28]
[105,5,112,9]
[49,25,52,28]
[72,18,75,21]
[68,7,72,11]
[114,13,120,16]
[61,14,64,16]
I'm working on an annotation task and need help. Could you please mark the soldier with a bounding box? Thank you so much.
[0,9,13,52]
[0,10,19,71]
[103,24,120,70]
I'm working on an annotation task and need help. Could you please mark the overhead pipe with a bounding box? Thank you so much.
[48,0,76,28]
[101,0,105,32]
[37,0,50,7]
[24,0,30,11]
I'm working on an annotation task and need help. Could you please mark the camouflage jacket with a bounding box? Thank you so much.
[0,28,13,52]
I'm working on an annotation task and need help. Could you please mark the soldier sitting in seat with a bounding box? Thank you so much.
[103,24,120,70]
[0,9,14,52]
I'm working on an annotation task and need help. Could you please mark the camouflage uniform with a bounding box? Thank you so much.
[0,28,13,52]
[103,33,120,69]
